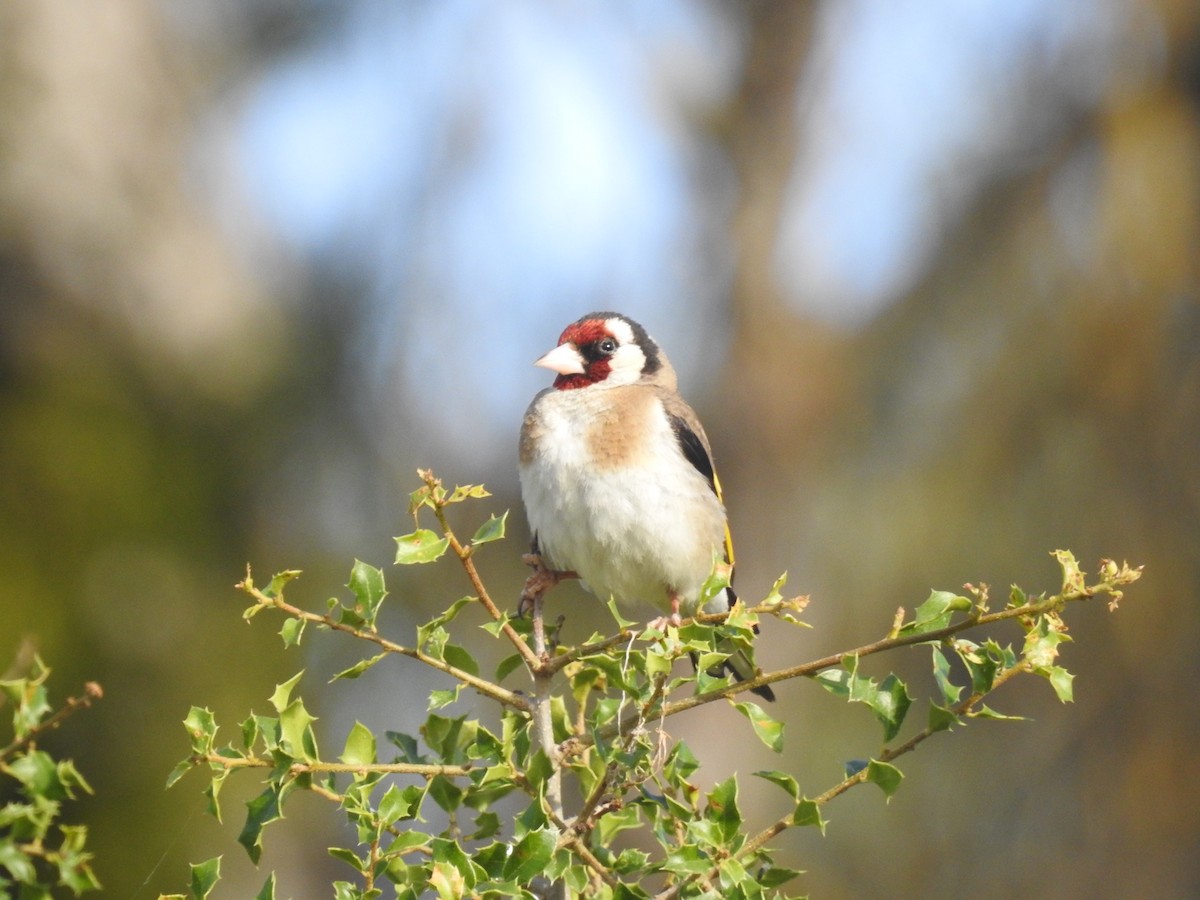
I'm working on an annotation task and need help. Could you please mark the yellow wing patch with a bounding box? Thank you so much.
[713,470,735,569]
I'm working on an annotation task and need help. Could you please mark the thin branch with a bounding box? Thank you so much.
[0,681,103,760]
[239,581,531,716]
[572,585,1109,758]
[433,501,543,673]
[192,752,477,779]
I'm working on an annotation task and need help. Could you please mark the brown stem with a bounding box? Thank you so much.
[576,588,1096,757]
[0,680,103,760]
[239,581,531,715]
[435,506,542,673]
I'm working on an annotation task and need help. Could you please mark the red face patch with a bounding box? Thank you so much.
[558,318,609,347]
[553,319,614,391]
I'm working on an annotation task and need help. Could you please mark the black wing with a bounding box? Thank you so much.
[668,414,717,495]
[670,414,771,699]
[668,413,735,571]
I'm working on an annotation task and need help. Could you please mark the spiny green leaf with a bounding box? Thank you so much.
[204,769,229,822]
[386,830,430,855]
[717,855,751,888]
[875,673,913,742]
[524,750,554,800]
[604,595,637,629]
[189,856,221,899]
[340,721,377,767]
[503,829,556,882]
[732,701,785,753]
[930,645,962,706]
[759,865,805,889]
[697,554,733,611]
[333,879,382,900]
[279,698,319,761]
[481,613,514,638]
[0,839,37,881]
[330,653,388,682]
[866,759,904,799]
[387,730,424,763]
[238,784,286,864]
[264,570,302,599]
[429,837,478,891]
[955,639,1012,694]
[377,784,414,824]
[471,511,508,546]
[705,776,742,844]
[792,801,820,835]
[441,643,479,677]
[57,825,101,893]
[928,703,959,733]
[269,671,305,714]
[612,848,651,875]
[329,846,367,872]
[816,657,912,741]
[422,713,476,761]
[394,530,450,565]
[254,872,277,900]
[662,846,711,876]
[1053,548,1086,594]
[760,571,788,610]
[279,617,305,648]
[183,706,218,754]
[597,804,642,845]
[900,590,973,635]
[428,686,463,710]
[417,622,449,659]
[753,769,800,801]
[409,482,438,514]
[1023,611,1072,669]
[494,652,525,682]
[347,560,387,627]
[665,741,700,783]
[447,483,491,504]
[424,596,474,633]
[687,818,727,849]
[165,758,194,790]
[970,704,1024,721]
[1043,665,1075,702]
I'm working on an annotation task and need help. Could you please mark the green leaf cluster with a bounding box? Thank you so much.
[164,473,1142,898]
[0,655,101,896]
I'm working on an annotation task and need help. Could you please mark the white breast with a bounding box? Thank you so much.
[519,387,727,615]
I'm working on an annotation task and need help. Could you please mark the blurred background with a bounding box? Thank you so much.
[2,0,1197,896]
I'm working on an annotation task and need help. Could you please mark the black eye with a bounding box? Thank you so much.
[598,338,617,355]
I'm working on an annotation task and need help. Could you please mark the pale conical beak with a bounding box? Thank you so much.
[534,343,586,376]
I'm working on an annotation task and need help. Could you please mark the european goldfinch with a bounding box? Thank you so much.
[518,311,774,701]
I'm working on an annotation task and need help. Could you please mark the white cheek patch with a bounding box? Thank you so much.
[607,344,647,385]
[605,318,636,345]
[603,317,646,386]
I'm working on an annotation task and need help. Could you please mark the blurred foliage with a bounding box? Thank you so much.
[0,0,1197,896]
[0,652,102,895]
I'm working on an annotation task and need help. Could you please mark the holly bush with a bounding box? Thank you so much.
[0,654,102,896]
[162,470,1142,899]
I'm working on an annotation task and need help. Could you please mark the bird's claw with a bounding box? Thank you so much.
[518,555,577,617]
[646,612,683,632]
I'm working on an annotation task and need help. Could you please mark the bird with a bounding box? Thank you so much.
[518,311,774,701]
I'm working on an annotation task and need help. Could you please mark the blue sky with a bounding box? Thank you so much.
[230,0,1123,469]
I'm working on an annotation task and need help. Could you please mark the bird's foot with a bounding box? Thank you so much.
[646,593,684,632]
[518,555,577,618]
[646,612,683,631]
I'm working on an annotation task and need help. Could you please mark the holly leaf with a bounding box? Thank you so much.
[394,530,450,564]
